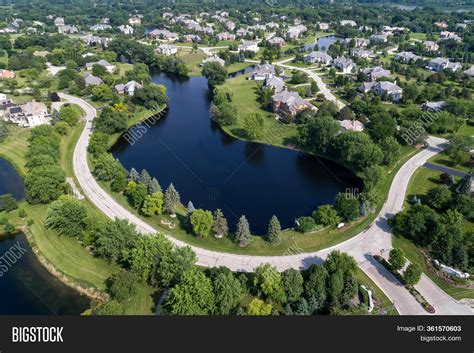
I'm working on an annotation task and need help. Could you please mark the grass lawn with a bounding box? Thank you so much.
[176,48,207,76]
[219,73,298,148]
[355,268,398,315]
[405,167,445,205]
[0,125,29,177]
[428,153,470,174]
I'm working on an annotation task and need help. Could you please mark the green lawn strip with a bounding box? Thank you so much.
[61,120,85,178]
[355,268,399,315]
[428,153,470,174]
[122,283,156,315]
[0,125,30,177]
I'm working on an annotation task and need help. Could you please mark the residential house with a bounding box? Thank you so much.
[201,55,225,67]
[434,21,448,29]
[33,50,49,58]
[183,34,201,42]
[90,24,112,31]
[155,44,178,56]
[340,20,357,27]
[340,119,364,132]
[271,90,313,119]
[350,48,375,59]
[268,37,286,47]
[225,21,236,31]
[426,57,462,72]
[264,76,285,93]
[0,94,12,109]
[54,17,65,26]
[217,32,236,41]
[236,28,250,37]
[114,80,143,96]
[85,59,116,73]
[394,51,421,63]
[238,41,259,53]
[463,66,474,77]
[286,24,307,39]
[318,22,330,31]
[333,57,356,73]
[305,51,332,65]
[128,15,142,26]
[4,101,50,127]
[249,64,275,81]
[82,35,110,47]
[439,31,462,42]
[358,81,403,102]
[424,41,439,52]
[345,37,370,48]
[421,101,445,112]
[0,69,15,79]
[369,33,388,44]
[362,66,391,80]
[84,72,103,86]
[118,25,134,35]
[148,29,179,42]
[58,25,78,34]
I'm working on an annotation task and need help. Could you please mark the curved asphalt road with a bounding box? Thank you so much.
[60,93,473,315]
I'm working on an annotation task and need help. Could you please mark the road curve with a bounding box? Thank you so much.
[61,92,472,315]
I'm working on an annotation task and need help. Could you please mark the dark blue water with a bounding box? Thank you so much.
[0,158,25,200]
[113,73,360,234]
[0,233,90,314]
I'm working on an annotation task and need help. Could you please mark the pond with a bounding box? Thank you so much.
[113,73,360,234]
[305,35,343,52]
[0,158,25,200]
[0,233,90,314]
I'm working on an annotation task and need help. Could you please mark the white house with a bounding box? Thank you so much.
[359,81,403,102]
[115,80,143,96]
[155,44,178,56]
[201,55,225,67]
[426,57,462,72]
[249,64,276,81]
[238,41,259,53]
[118,25,134,35]
[340,119,364,132]
[305,51,332,65]
[5,101,50,127]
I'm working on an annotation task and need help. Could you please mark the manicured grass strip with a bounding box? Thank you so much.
[0,125,30,177]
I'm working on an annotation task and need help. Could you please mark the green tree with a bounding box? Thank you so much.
[94,107,127,134]
[130,236,162,282]
[334,193,360,222]
[298,115,340,153]
[427,185,452,210]
[296,216,316,233]
[265,215,281,245]
[158,246,197,286]
[210,102,237,126]
[235,215,251,247]
[167,269,216,315]
[190,209,214,237]
[304,265,328,312]
[132,84,167,109]
[313,204,341,227]
[253,263,286,304]
[92,219,139,264]
[282,268,304,302]
[0,194,18,212]
[106,271,138,302]
[379,136,401,166]
[59,105,80,126]
[212,209,229,238]
[243,112,265,140]
[125,181,148,210]
[45,197,88,238]
[25,165,65,204]
[403,263,422,286]
[201,62,228,86]
[212,270,243,314]
[141,192,164,216]
[246,298,273,315]
[91,83,113,101]
[388,248,406,272]
[164,183,180,215]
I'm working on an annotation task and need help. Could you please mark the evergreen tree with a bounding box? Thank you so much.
[235,215,251,247]
[267,215,282,245]
[129,168,139,182]
[164,183,180,215]
[51,110,61,125]
[185,201,195,226]
[139,169,151,187]
[148,177,162,194]
[213,209,229,238]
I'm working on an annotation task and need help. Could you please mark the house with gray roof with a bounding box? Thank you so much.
[362,66,391,80]
[249,64,276,81]
[305,51,332,65]
[115,80,143,96]
[358,81,403,102]
[350,48,375,59]
[333,57,356,73]
[394,51,421,63]
[426,57,462,72]
[264,76,285,93]
[271,91,314,119]
[84,72,103,86]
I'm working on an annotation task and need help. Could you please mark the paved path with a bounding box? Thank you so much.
[423,162,467,178]
[61,92,472,315]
